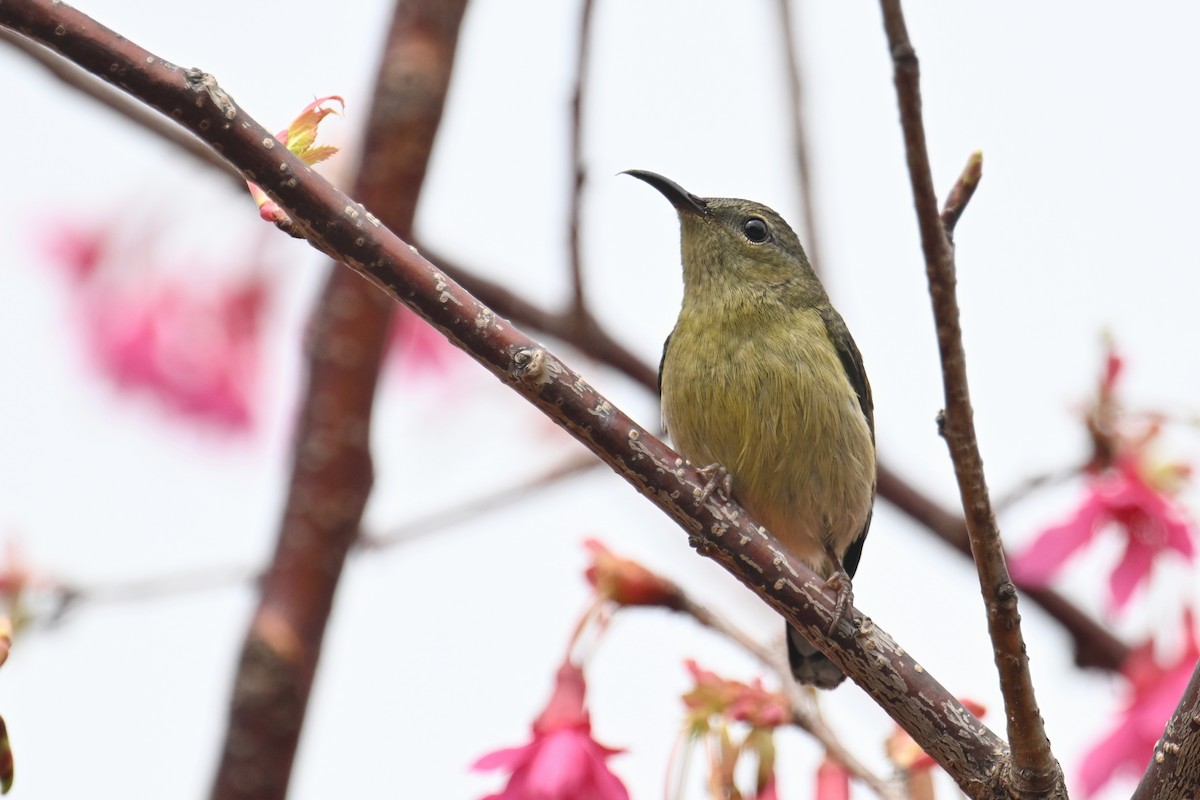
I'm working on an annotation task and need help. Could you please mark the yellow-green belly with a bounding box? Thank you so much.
[661,307,874,576]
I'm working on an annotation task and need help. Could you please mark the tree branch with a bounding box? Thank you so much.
[0,3,1012,793]
[207,2,468,799]
[3,0,1127,680]
[1132,657,1200,800]
[878,2,1063,796]
[0,27,237,181]
[774,0,825,274]
[567,0,595,314]
[421,245,661,389]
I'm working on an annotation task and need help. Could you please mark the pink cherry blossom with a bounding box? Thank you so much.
[472,661,629,800]
[1009,454,1195,610]
[80,276,267,431]
[814,758,849,800]
[1079,616,1200,796]
[680,661,787,799]
[38,219,111,283]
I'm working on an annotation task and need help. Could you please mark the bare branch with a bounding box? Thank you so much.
[422,245,661,389]
[0,1,1023,792]
[567,0,596,313]
[1132,658,1200,800]
[207,2,468,799]
[0,27,238,181]
[363,454,599,549]
[774,0,825,274]
[877,1,1063,796]
[939,150,982,238]
[6,2,1129,685]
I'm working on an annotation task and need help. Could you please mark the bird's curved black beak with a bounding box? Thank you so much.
[622,170,709,216]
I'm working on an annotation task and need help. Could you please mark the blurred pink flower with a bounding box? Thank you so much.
[583,538,683,610]
[39,219,112,283]
[1010,454,1195,609]
[814,758,849,800]
[682,660,790,729]
[681,661,787,800]
[81,276,268,431]
[472,660,629,800]
[1079,615,1200,796]
[387,306,462,378]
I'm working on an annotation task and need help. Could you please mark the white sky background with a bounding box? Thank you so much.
[2,1,1200,799]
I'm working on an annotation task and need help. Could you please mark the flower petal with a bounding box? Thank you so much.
[1109,538,1154,610]
[471,742,535,773]
[1010,497,1106,585]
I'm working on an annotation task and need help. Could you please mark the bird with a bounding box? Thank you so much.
[625,169,876,688]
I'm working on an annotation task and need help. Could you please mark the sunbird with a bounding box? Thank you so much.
[627,170,876,688]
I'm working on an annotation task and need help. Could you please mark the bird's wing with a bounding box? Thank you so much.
[657,332,672,434]
[820,307,875,578]
[820,308,874,438]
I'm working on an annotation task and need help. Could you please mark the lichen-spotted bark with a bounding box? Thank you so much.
[206,3,470,800]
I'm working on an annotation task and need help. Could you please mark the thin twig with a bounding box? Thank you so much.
[991,463,1082,515]
[567,0,596,314]
[939,150,982,238]
[4,0,1124,687]
[0,2,1009,790]
[421,245,660,389]
[44,457,596,625]
[363,453,599,548]
[774,0,825,274]
[878,3,1064,796]
[679,597,903,800]
[49,565,258,624]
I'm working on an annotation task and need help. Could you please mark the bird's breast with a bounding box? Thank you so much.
[661,308,874,571]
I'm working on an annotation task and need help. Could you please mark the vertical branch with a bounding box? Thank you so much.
[877,1,1064,796]
[774,0,825,275]
[567,0,596,316]
[208,2,469,799]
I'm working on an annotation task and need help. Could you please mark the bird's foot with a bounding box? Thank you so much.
[822,559,854,637]
[693,462,733,507]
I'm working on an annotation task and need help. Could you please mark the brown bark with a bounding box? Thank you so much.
[205,3,469,799]
[877,1,1063,796]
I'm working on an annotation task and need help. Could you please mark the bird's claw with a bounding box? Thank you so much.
[693,462,733,507]
[824,571,854,636]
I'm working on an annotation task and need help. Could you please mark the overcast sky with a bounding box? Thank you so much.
[3,2,1200,798]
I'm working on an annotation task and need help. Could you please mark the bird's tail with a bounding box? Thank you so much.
[787,624,846,689]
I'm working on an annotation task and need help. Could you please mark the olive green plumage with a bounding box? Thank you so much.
[627,170,876,689]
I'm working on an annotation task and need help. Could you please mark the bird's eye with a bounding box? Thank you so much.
[743,217,769,243]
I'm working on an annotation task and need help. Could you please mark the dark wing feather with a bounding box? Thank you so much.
[820,307,875,578]
[656,332,672,439]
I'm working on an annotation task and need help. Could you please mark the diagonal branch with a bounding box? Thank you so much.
[878,1,1063,796]
[206,2,468,799]
[0,3,1011,793]
[0,27,237,180]
[2,0,1131,680]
